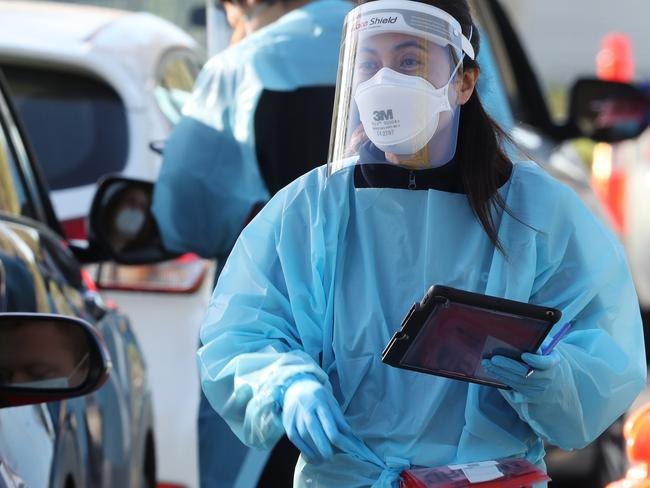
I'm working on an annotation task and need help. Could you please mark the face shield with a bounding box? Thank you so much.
[328,0,475,175]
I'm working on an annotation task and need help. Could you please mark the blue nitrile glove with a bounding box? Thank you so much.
[281,375,353,464]
[481,350,561,400]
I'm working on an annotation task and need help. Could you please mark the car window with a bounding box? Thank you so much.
[3,64,128,191]
[154,51,201,124]
[0,100,30,218]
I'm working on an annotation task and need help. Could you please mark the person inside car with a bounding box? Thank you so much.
[0,318,89,388]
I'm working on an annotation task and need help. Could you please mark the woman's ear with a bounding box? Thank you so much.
[457,67,479,105]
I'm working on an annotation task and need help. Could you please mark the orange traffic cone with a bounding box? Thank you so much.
[596,33,635,83]
[591,32,635,237]
[607,405,650,487]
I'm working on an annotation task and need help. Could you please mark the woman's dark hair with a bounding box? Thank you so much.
[362,0,514,254]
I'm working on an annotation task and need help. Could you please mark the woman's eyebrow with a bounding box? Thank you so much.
[393,40,426,51]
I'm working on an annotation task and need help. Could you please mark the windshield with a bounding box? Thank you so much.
[4,64,128,191]
[154,51,201,124]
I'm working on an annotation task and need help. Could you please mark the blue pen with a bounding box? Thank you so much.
[525,320,575,378]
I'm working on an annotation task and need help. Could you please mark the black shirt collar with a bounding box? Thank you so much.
[353,141,465,193]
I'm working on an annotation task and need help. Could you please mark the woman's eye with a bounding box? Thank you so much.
[358,60,379,74]
[401,56,422,69]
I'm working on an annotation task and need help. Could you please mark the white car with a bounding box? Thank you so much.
[0,1,203,232]
[0,3,212,488]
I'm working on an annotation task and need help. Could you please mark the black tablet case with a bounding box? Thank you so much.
[382,285,561,389]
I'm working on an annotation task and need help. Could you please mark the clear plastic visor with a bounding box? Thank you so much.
[328,0,473,175]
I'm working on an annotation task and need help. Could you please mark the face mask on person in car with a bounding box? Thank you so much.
[115,207,146,237]
[12,353,89,390]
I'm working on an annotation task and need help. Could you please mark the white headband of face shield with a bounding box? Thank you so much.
[349,0,475,61]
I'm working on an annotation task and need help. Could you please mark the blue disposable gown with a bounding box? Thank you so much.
[151,0,352,258]
[198,161,646,487]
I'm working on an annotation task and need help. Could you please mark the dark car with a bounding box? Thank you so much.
[0,69,156,487]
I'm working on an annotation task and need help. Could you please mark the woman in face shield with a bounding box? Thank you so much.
[198,0,646,486]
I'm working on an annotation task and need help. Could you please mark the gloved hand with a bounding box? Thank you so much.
[481,350,561,400]
[281,375,353,463]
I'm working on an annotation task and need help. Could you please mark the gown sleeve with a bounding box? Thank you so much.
[197,176,332,449]
[501,184,647,450]
[151,56,269,258]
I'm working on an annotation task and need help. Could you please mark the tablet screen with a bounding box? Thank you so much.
[400,301,551,386]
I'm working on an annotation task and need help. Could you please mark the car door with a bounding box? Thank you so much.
[0,70,153,488]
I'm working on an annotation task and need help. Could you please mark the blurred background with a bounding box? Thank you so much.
[27,0,650,118]
[502,0,650,118]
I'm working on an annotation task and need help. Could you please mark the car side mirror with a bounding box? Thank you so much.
[88,176,180,265]
[0,313,111,408]
[566,78,649,142]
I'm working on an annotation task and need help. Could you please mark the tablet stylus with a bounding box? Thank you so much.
[525,320,574,378]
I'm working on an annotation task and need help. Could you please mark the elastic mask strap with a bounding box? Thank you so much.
[447,53,465,86]
[438,55,464,112]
